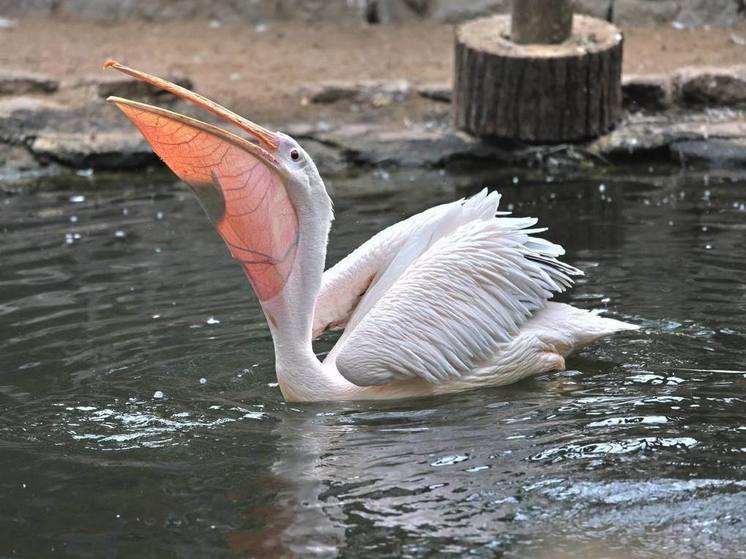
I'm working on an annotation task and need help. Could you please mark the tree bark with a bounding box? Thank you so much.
[454,15,623,142]
[511,0,574,44]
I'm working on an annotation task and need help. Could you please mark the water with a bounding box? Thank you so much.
[1,167,745,558]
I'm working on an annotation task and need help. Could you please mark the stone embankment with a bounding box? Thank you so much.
[4,62,746,180]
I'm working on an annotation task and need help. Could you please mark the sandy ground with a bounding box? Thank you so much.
[3,17,746,124]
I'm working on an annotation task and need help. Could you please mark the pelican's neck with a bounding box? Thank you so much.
[258,196,341,401]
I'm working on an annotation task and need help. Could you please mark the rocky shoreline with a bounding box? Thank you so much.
[4,61,746,183]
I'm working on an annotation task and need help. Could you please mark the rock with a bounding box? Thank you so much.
[0,70,59,96]
[416,82,452,103]
[301,80,412,105]
[91,73,193,101]
[315,123,515,168]
[623,74,672,111]
[574,0,612,20]
[0,0,54,16]
[56,0,135,19]
[612,0,680,26]
[0,143,39,176]
[0,96,70,142]
[589,110,746,162]
[674,65,746,108]
[674,0,740,27]
[29,130,158,170]
[429,0,509,23]
[671,138,746,166]
[374,0,431,23]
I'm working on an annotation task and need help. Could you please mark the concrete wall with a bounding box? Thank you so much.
[0,0,742,26]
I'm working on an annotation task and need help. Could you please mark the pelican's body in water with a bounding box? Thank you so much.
[104,60,638,402]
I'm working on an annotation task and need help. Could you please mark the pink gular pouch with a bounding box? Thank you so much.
[105,60,298,302]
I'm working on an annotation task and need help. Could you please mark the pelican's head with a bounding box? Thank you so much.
[104,60,332,304]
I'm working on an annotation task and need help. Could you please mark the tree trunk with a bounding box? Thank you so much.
[511,0,573,44]
[454,15,623,142]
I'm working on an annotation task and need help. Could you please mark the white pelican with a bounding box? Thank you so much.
[104,60,638,402]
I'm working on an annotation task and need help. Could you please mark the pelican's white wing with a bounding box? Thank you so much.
[313,190,501,337]
[332,209,581,386]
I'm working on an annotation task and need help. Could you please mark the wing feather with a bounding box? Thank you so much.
[313,189,500,336]
[334,208,581,387]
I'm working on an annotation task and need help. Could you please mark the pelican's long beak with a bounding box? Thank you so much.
[103,59,280,153]
[104,60,300,303]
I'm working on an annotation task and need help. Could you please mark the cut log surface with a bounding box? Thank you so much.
[454,15,624,142]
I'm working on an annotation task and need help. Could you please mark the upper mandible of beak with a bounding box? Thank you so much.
[103,59,279,152]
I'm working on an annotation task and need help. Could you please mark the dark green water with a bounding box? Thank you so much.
[1,167,745,558]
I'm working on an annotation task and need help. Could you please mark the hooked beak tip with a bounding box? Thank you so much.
[102,58,280,152]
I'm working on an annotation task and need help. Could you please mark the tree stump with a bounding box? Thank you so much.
[454,15,624,142]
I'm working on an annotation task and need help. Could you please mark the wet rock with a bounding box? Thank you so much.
[29,130,157,170]
[671,138,746,166]
[589,110,746,163]
[674,65,746,108]
[416,82,452,103]
[301,80,412,106]
[90,73,193,101]
[623,74,672,112]
[0,70,59,96]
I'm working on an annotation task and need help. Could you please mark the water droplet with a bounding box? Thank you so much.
[598,183,606,193]
[70,215,78,223]
[199,378,207,385]
[156,211,164,220]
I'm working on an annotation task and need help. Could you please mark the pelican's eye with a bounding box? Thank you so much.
[290,148,300,161]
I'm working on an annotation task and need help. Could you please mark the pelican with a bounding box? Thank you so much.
[104,60,638,402]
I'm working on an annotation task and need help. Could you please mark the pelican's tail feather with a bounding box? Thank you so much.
[524,302,639,357]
